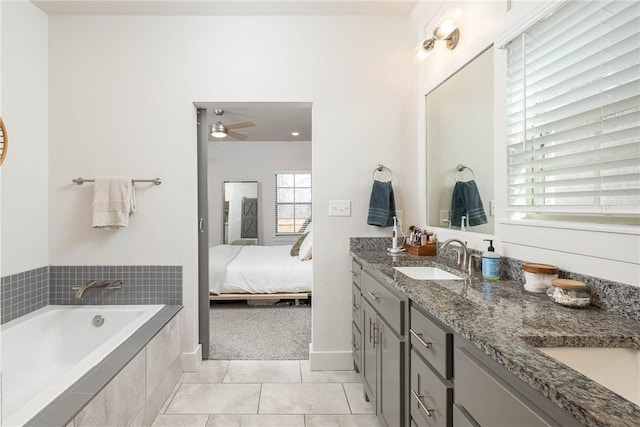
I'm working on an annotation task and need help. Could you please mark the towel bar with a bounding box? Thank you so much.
[455,164,475,181]
[72,177,162,185]
[373,164,392,181]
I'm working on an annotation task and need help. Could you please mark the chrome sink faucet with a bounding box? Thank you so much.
[72,280,123,299]
[441,238,469,270]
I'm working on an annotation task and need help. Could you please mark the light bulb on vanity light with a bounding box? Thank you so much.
[421,8,463,53]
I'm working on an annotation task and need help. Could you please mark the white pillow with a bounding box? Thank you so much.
[298,230,313,261]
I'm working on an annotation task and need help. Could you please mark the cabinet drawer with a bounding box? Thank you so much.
[453,405,478,427]
[361,271,404,334]
[410,307,452,379]
[410,350,452,427]
[352,260,362,288]
[352,284,362,326]
[352,321,362,372]
[455,347,554,427]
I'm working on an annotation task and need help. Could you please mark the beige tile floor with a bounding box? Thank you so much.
[152,360,383,427]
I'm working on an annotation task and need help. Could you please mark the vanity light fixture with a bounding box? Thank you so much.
[422,10,462,52]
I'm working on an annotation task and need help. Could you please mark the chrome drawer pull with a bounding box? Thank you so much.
[411,389,434,418]
[366,291,379,301]
[410,329,432,349]
[372,322,379,349]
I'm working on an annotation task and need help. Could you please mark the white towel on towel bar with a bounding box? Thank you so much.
[91,177,136,228]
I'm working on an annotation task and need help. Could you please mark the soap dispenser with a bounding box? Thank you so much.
[482,239,501,281]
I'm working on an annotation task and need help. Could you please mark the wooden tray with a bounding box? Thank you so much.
[403,242,436,256]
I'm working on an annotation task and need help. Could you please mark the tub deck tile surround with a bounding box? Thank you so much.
[24,305,182,427]
[350,237,640,427]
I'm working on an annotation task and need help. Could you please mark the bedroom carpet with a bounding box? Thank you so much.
[209,303,311,360]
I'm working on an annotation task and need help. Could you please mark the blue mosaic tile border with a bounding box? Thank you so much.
[49,265,182,305]
[1,266,50,324]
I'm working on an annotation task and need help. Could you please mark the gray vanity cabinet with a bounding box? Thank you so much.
[454,336,582,427]
[361,296,378,407]
[378,317,403,427]
[409,305,453,427]
[351,261,363,374]
[355,268,408,427]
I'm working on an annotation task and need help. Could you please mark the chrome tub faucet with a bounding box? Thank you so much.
[72,280,123,299]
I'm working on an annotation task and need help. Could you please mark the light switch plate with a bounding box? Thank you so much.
[329,200,351,217]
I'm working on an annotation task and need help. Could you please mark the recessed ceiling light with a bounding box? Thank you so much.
[291,131,300,137]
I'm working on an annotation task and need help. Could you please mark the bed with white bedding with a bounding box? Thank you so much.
[209,244,312,299]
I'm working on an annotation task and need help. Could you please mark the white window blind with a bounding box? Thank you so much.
[506,0,640,219]
[275,172,312,235]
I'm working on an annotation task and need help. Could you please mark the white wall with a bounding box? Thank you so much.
[414,0,639,286]
[0,1,49,276]
[208,140,312,247]
[48,15,418,367]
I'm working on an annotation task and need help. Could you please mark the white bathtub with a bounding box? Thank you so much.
[1,304,164,426]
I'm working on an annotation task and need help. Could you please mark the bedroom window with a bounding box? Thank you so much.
[505,0,639,224]
[275,172,312,235]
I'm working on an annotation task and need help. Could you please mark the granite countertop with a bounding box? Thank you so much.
[350,248,640,427]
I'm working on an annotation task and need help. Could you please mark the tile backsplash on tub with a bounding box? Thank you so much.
[49,265,182,305]
[1,266,50,324]
[1,265,182,323]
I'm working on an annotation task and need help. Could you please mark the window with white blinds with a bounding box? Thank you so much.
[506,0,640,220]
[275,172,312,235]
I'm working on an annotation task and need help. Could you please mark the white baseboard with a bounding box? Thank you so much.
[181,344,202,372]
[309,344,353,371]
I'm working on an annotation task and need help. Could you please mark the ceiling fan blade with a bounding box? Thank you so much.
[226,121,255,130]
[227,130,248,141]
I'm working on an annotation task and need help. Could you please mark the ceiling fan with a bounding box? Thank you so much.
[210,109,255,141]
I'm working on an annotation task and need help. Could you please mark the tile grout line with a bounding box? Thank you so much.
[257,383,263,415]
[341,382,355,415]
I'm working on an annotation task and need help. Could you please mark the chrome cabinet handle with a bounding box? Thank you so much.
[410,329,432,349]
[366,291,379,301]
[369,318,373,343]
[372,322,379,349]
[411,390,434,418]
[199,217,204,233]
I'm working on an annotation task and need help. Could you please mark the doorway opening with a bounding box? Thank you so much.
[195,101,313,360]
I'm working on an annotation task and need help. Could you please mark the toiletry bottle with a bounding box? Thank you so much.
[482,239,501,281]
[420,232,427,246]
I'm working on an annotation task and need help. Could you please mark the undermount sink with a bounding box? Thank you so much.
[536,346,640,405]
[394,266,463,281]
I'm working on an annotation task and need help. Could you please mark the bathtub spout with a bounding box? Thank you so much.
[72,280,113,299]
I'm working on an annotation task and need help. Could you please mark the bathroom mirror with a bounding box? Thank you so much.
[426,46,494,235]
[223,181,259,245]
